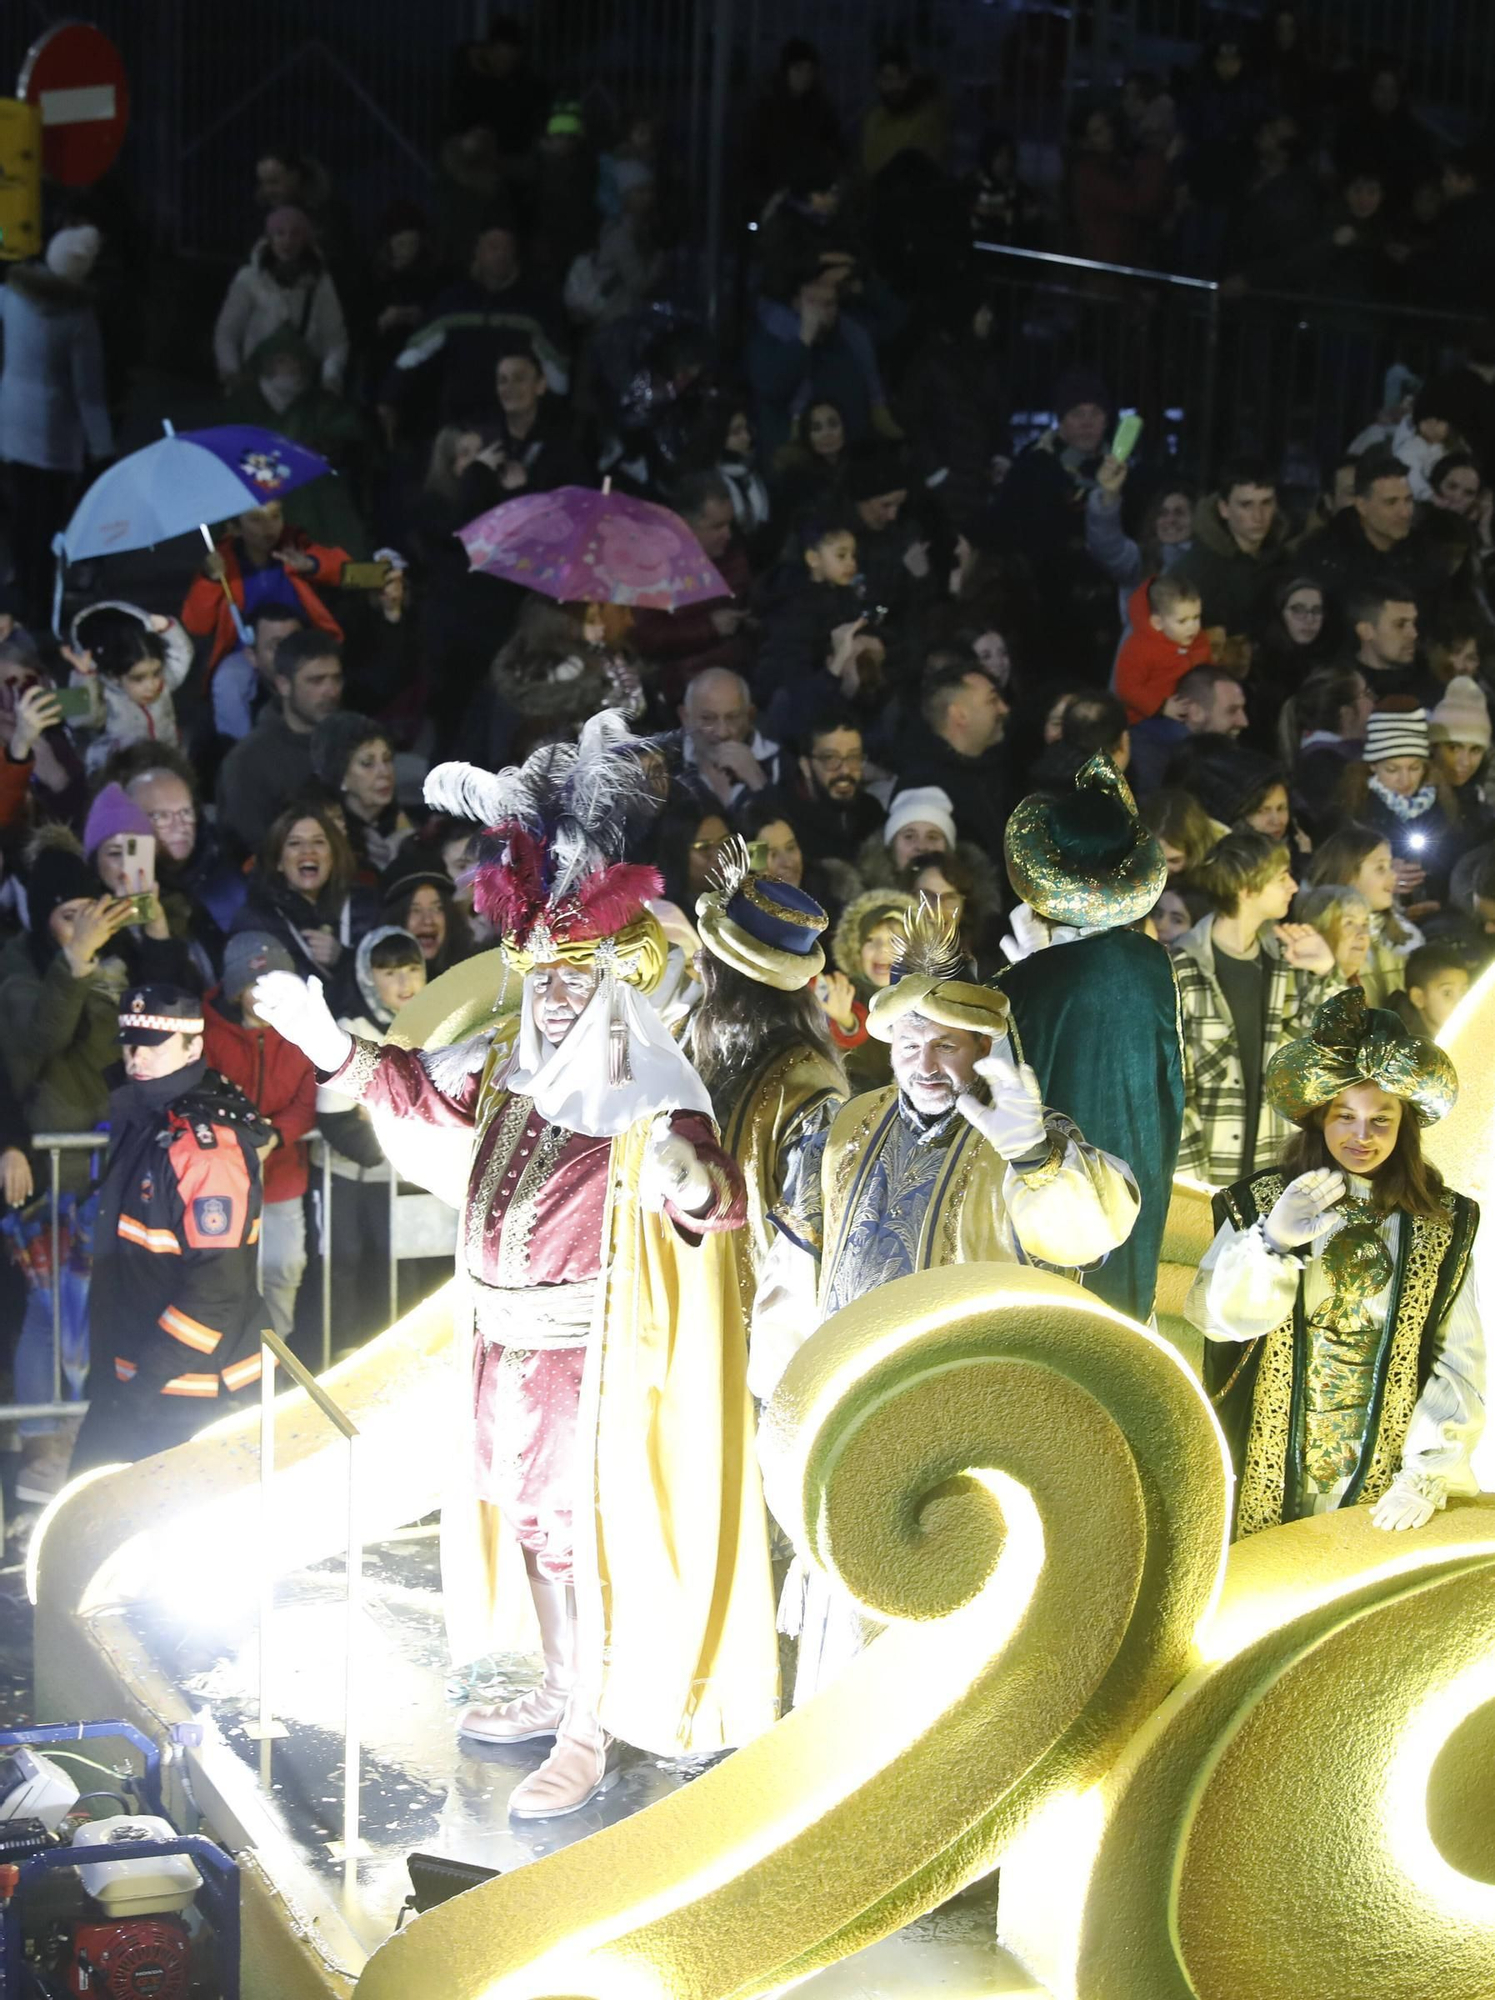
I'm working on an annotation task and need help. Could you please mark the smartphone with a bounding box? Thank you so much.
[340,560,394,591]
[127,892,155,924]
[1111,413,1144,463]
[52,685,95,723]
[120,834,155,896]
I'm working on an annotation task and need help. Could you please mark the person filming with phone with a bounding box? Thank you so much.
[0,638,88,830]
[80,784,202,992]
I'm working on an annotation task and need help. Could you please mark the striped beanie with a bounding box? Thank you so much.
[1363,705,1429,766]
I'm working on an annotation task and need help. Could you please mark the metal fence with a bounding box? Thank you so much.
[6,0,1495,273]
[975,238,1486,488]
[1,1129,438,1428]
[4,1128,384,1872]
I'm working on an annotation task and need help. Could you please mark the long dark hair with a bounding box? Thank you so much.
[689,951,842,1096]
[262,801,354,905]
[384,878,473,975]
[1281,1106,1445,1219]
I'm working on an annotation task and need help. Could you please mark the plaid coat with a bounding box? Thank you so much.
[1172,916,1344,1187]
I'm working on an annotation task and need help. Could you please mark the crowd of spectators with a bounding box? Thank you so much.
[2,8,1495,1500]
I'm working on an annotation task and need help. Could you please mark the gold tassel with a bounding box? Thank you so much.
[608,976,632,1085]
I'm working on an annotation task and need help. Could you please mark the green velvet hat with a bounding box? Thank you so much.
[1003,752,1167,929]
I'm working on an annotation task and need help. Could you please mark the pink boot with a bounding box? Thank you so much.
[506,1696,618,1819]
[459,1573,572,1744]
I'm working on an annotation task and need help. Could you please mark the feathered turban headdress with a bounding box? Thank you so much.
[423,710,668,989]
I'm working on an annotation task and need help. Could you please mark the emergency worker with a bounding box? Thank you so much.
[69,984,275,1475]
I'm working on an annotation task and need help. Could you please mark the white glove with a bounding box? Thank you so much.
[957,1046,1049,1163]
[252,971,353,1074]
[640,1121,712,1215]
[1263,1168,1347,1254]
[998,903,1051,966]
[1371,1472,1444,1532]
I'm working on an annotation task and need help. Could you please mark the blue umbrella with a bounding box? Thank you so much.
[53,422,332,635]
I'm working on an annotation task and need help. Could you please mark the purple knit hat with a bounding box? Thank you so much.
[82,783,154,860]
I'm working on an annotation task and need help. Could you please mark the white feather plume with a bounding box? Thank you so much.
[436,708,668,907]
[423,760,538,827]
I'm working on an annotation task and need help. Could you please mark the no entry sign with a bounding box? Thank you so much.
[18,23,130,187]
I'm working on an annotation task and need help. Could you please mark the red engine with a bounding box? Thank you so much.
[65,1915,192,1998]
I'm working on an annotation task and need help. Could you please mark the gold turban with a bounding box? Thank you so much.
[1265,988,1458,1129]
[501,911,670,996]
[867,899,1012,1043]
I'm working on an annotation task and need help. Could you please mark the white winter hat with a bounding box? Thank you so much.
[885,786,957,852]
[45,225,102,286]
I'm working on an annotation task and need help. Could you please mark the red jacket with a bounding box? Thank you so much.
[0,749,31,831]
[202,992,318,1202]
[181,531,348,671]
[1114,575,1213,725]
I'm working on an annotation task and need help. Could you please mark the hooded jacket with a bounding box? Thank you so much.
[0,262,113,472]
[76,617,194,772]
[313,926,419,1181]
[1169,492,1291,640]
[213,238,349,391]
[202,989,318,1202]
[1114,575,1214,723]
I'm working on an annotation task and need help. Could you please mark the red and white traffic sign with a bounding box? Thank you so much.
[18,23,130,187]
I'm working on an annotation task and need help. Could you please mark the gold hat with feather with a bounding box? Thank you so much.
[867,898,1011,1042]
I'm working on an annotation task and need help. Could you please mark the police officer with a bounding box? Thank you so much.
[70,985,276,1477]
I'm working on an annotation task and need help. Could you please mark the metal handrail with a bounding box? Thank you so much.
[975,237,1220,292]
[258,1322,356,1441]
[974,237,1492,330]
[250,1312,363,1868]
[5,1127,428,1422]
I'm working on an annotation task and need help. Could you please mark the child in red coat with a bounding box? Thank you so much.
[202,932,317,1340]
[1115,573,1212,724]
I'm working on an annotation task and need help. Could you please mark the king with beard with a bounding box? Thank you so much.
[751,899,1141,1700]
[255,716,778,1820]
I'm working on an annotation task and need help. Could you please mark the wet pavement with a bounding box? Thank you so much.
[118,1522,1040,1993]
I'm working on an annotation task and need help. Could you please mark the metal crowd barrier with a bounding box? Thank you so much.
[1,1129,380,1866]
[0,1129,420,1425]
[974,239,1488,484]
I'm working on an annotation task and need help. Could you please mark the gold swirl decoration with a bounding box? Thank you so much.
[354,1262,1230,2000]
[1000,1500,1495,1998]
[996,958,1495,1997]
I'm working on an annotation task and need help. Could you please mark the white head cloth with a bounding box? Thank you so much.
[501,969,711,1137]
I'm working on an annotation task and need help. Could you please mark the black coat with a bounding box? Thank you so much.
[91,1062,270,1401]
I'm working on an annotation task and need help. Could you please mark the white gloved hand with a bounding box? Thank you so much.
[1263,1168,1347,1254]
[1371,1473,1444,1532]
[640,1121,713,1215]
[252,971,353,1074]
[998,902,1051,966]
[957,1045,1049,1162]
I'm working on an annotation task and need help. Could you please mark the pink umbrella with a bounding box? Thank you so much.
[456,484,728,611]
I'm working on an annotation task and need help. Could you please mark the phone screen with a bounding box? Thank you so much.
[1111,414,1144,463]
[121,834,156,894]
